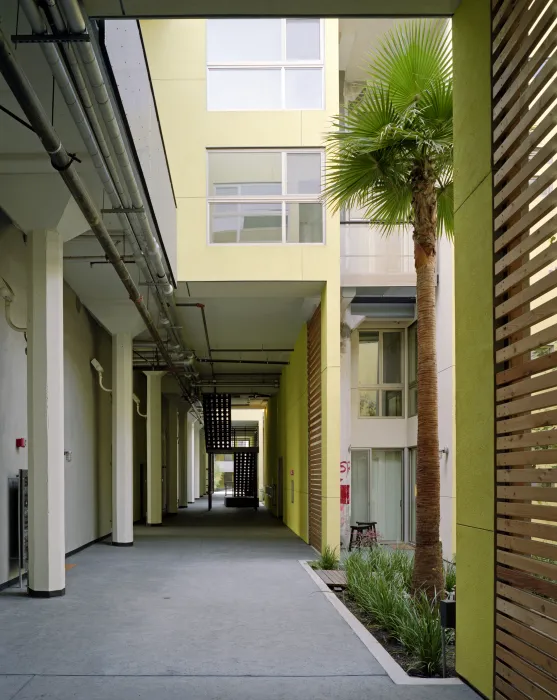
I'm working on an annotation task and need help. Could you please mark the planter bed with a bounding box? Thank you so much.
[335,588,456,678]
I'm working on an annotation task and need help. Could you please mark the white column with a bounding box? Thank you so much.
[145,371,165,525]
[112,333,133,545]
[178,408,188,507]
[167,398,179,514]
[27,229,65,597]
[187,413,196,503]
[193,419,201,499]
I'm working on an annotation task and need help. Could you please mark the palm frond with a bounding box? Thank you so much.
[368,20,452,111]
[323,19,453,238]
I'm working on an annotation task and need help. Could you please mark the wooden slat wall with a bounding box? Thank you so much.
[493,1,557,698]
[307,306,322,551]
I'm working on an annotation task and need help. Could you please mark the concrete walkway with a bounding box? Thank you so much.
[0,494,477,699]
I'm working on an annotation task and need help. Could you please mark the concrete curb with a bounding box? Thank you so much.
[299,560,463,686]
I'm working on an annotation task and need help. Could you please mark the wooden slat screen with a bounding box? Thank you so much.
[307,305,322,551]
[493,1,557,697]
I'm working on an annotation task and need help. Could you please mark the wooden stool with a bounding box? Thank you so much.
[349,522,377,551]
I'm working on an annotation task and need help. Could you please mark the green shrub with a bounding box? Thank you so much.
[314,545,339,570]
[444,558,456,594]
[391,591,444,676]
[344,547,447,676]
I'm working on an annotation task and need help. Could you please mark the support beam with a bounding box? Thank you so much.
[145,371,165,524]
[178,408,188,507]
[112,333,133,545]
[167,398,179,514]
[27,229,65,597]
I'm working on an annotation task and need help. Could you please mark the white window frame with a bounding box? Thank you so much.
[206,148,326,245]
[206,18,325,111]
[358,329,405,419]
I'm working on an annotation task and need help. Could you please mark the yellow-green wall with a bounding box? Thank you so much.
[141,18,341,285]
[453,0,494,697]
[277,325,309,541]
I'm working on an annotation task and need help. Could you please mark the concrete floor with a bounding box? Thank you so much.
[0,493,478,700]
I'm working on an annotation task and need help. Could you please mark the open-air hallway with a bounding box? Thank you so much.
[0,493,477,700]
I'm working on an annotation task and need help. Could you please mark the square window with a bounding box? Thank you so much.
[207,69,281,111]
[382,331,402,384]
[286,19,321,61]
[207,19,281,62]
[382,390,403,417]
[286,203,323,242]
[208,151,282,196]
[359,331,380,386]
[286,153,322,194]
[360,390,378,417]
[285,68,323,109]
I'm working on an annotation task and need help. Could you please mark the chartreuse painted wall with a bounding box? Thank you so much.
[262,283,341,552]
[141,18,341,286]
[453,0,494,697]
[142,18,341,552]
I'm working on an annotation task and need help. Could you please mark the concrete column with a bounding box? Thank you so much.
[167,398,179,514]
[27,229,65,597]
[193,419,201,499]
[144,371,165,524]
[187,413,196,503]
[112,333,133,546]
[200,428,206,496]
[178,408,188,507]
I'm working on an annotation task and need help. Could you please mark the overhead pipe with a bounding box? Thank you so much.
[0,25,202,420]
[19,0,163,321]
[24,0,197,380]
[54,0,172,295]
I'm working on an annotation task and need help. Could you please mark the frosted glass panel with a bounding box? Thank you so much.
[286,153,321,194]
[210,202,282,243]
[359,331,379,385]
[208,151,282,195]
[208,69,281,110]
[285,69,323,109]
[286,203,323,242]
[370,450,402,541]
[351,450,370,525]
[286,19,321,60]
[207,20,281,62]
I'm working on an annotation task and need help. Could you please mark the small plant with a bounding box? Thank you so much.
[313,545,339,570]
[343,547,452,677]
[444,558,456,595]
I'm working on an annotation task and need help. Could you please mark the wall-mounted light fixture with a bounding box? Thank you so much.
[439,447,449,458]
[133,393,147,418]
[90,358,112,393]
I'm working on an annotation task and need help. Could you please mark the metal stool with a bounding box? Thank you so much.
[348,522,377,551]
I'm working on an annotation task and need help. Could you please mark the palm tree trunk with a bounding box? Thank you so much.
[411,164,444,598]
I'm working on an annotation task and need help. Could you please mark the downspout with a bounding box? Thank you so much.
[0,25,202,420]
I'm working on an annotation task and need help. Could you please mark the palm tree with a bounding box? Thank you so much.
[324,20,453,597]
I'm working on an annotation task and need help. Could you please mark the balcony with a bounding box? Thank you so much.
[341,216,415,288]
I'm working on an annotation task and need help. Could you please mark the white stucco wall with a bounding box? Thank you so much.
[0,223,113,586]
[344,237,455,558]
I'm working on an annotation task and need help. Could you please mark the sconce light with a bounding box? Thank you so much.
[439,447,449,458]
[91,358,112,393]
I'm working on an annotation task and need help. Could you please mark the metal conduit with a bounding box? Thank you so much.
[21,0,197,382]
[0,25,202,420]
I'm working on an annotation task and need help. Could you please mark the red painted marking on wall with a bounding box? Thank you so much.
[340,484,350,505]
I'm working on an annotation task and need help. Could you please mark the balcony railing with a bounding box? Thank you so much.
[341,220,416,287]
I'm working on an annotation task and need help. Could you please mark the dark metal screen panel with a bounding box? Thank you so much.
[234,452,257,498]
[202,393,232,451]
[307,305,322,551]
[492,2,557,697]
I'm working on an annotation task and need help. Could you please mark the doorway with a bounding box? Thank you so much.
[350,448,403,541]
